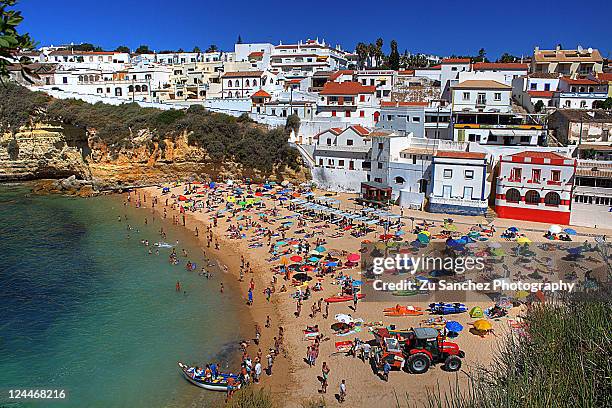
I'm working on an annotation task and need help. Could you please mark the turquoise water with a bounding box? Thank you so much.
[0,185,246,407]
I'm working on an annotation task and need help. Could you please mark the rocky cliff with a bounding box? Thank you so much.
[0,124,309,193]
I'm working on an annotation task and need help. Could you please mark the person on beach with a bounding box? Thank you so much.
[220,283,224,293]
[247,288,253,305]
[320,362,330,393]
[176,281,181,292]
[383,361,391,382]
[266,353,273,375]
[254,359,262,383]
[265,315,271,328]
[339,379,346,403]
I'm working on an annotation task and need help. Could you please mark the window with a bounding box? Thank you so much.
[359,95,365,102]
[580,101,587,108]
[532,169,541,183]
[551,170,561,182]
[520,136,531,143]
[318,158,323,166]
[252,79,257,86]
[544,192,560,207]
[462,92,470,100]
[395,176,405,184]
[245,79,250,86]
[374,178,382,183]
[115,88,122,96]
[360,111,364,117]
[510,168,522,181]
[331,110,336,117]
[326,138,332,146]
[464,170,474,179]
[349,161,354,170]
[443,169,453,178]
[565,100,571,108]
[544,83,550,91]
[345,110,351,117]
[378,143,384,150]
[412,155,417,164]
[494,93,501,101]
[505,188,521,203]
[452,67,457,71]
[338,160,345,167]
[96,88,103,94]
[468,134,480,142]
[525,190,540,205]
[228,80,233,87]
[62,77,68,84]
[377,162,383,169]
[328,159,334,166]
[530,83,537,90]
[346,139,354,146]
[412,117,420,122]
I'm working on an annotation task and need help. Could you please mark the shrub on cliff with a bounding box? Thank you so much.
[0,83,300,174]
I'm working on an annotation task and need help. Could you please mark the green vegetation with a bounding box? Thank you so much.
[135,44,151,54]
[0,0,35,80]
[0,83,301,174]
[115,45,130,53]
[418,292,611,408]
[225,387,275,408]
[534,100,545,113]
[593,97,612,110]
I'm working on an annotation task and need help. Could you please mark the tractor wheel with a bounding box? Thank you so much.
[407,353,431,374]
[443,355,462,372]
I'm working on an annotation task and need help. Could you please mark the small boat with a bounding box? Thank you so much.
[384,305,423,316]
[324,293,365,303]
[429,302,468,315]
[177,362,241,392]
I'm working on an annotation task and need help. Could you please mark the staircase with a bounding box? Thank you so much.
[291,142,316,168]
[484,207,497,223]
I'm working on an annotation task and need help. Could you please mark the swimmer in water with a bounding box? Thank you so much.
[176,281,181,291]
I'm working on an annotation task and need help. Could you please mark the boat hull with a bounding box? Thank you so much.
[177,362,240,392]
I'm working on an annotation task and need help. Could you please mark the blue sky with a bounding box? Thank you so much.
[17,0,611,59]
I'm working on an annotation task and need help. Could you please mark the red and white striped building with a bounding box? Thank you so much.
[495,152,576,224]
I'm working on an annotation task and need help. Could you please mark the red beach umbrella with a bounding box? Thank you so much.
[347,253,360,262]
[178,195,187,201]
[290,255,303,263]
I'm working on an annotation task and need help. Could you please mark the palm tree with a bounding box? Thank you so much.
[355,42,368,69]
[206,44,219,53]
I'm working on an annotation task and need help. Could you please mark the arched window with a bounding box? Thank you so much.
[135,85,141,92]
[394,176,405,185]
[141,85,148,92]
[89,75,95,82]
[128,85,134,92]
[252,79,257,86]
[228,80,233,87]
[580,101,587,108]
[115,88,122,96]
[262,77,267,86]
[78,75,84,82]
[227,91,232,98]
[245,79,250,86]
[544,192,561,207]
[505,188,521,203]
[525,190,540,205]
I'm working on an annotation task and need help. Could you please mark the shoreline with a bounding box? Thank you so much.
[130,187,295,403]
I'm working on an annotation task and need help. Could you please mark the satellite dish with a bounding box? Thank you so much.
[588,47,593,54]
[577,45,583,53]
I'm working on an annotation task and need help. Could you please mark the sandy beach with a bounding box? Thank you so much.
[127,181,610,408]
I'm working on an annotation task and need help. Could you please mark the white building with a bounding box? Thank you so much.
[512,73,560,112]
[451,80,512,113]
[440,58,471,99]
[428,151,489,216]
[571,159,612,229]
[311,125,373,192]
[317,81,379,126]
[234,43,274,71]
[42,50,130,70]
[531,46,604,77]
[552,77,609,109]
[354,70,396,101]
[221,70,277,98]
[270,39,349,79]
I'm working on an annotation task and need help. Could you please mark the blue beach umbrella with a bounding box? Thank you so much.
[308,256,320,262]
[564,228,577,235]
[508,226,519,233]
[325,261,338,267]
[315,245,326,253]
[446,321,464,333]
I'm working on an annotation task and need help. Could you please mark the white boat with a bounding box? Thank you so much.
[177,362,240,392]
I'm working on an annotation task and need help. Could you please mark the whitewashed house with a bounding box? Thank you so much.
[317,81,379,126]
[451,80,512,113]
[428,151,489,216]
[221,70,277,98]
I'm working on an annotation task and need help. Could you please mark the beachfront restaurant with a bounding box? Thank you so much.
[360,181,393,207]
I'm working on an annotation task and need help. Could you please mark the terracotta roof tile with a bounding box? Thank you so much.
[381,101,428,107]
[320,81,375,95]
[435,150,486,159]
[222,70,264,78]
[441,58,471,64]
[528,90,554,98]
[251,89,271,98]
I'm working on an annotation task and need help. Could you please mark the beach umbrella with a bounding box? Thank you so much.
[335,314,354,324]
[255,191,263,197]
[473,319,493,331]
[315,245,326,253]
[380,234,394,240]
[226,196,236,203]
[280,256,288,266]
[325,261,338,267]
[549,225,562,234]
[508,227,519,233]
[446,321,464,333]
[515,290,530,299]
[290,255,303,263]
[563,228,577,235]
[347,253,360,262]
[417,233,430,244]
[178,195,187,201]
[395,230,406,236]
[352,280,363,287]
[517,237,531,244]
[293,273,312,282]
[308,256,320,263]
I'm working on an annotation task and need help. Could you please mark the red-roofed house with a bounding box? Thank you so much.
[428,150,490,215]
[495,151,576,224]
[312,125,373,191]
[317,81,379,126]
[553,76,609,109]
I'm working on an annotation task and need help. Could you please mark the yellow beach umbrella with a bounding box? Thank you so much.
[517,237,531,244]
[226,196,236,203]
[473,319,493,331]
[515,290,530,299]
[420,230,431,237]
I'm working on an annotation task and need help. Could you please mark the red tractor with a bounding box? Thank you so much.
[402,327,465,374]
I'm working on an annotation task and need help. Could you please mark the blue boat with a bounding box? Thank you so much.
[177,362,241,392]
[429,302,468,315]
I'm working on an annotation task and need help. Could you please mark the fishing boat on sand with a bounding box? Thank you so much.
[325,293,365,303]
[177,362,240,392]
